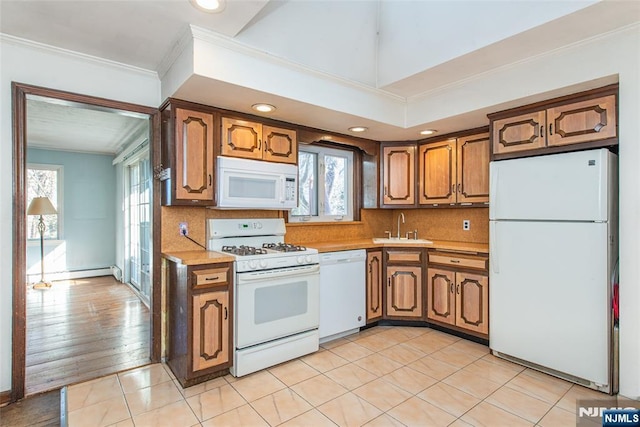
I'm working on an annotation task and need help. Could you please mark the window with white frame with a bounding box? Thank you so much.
[290,145,354,222]
[27,164,62,240]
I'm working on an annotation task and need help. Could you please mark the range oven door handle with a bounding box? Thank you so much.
[237,264,320,283]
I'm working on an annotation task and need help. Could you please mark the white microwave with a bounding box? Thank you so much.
[216,156,298,209]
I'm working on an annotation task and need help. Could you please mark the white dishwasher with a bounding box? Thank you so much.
[318,249,366,342]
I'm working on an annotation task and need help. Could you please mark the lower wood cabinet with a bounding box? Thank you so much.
[366,250,383,323]
[192,290,229,371]
[427,251,489,337]
[166,260,233,387]
[384,249,424,320]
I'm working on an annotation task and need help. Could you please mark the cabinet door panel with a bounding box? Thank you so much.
[427,268,455,325]
[192,291,229,371]
[382,146,415,205]
[221,118,262,160]
[492,111,546,155]
[366,251,383,323]
[175,109,214,201]
[418,140,455,204]
[455,272,488,334]
[386,266,422,318]
[457,133,489,203]
[547,95,617,147]
[263,126,297,164]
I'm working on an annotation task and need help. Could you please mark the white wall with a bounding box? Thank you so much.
[0,35,160,393]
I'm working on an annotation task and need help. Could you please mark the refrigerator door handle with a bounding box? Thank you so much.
[490,165,499,214]
[490,221,499,274]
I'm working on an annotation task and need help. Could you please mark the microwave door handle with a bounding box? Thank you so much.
[280,176,285,203]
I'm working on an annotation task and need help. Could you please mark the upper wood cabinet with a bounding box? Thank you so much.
[161,103,216,206]
[221,118,297,164]
[492,111,547,156]
[381,144,416,207]
[457,133,490,203]
[419,139,455,204]
[418,131,489,205]
[366,250,383,323]
[490,85,618,160]
[546,95,617,147]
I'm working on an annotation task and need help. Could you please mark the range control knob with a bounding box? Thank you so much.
[297,256,305,264]
[259,260,268,269]
[305,255,313,264]
[249,260,258,269]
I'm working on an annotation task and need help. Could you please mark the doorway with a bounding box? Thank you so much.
[12,83,161,401]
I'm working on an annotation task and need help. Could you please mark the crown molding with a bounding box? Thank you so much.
[0,33,159,79]
[156,25,194,79]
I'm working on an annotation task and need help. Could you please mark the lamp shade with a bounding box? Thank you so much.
[27,197,57,216]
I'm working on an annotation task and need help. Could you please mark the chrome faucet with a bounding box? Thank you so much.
[397,212,405,239]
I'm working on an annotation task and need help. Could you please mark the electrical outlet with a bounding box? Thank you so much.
[179,222,188,236]
[463,220,470,231]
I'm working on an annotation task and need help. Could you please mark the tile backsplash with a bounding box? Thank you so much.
[161,206,488,252]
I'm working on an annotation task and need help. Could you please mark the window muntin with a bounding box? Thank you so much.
[27,164,62,240]
[290,145,353,222]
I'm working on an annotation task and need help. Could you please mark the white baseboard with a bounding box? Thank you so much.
[28,268,113,283]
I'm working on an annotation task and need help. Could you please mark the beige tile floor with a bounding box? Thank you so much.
[65,326,609,427]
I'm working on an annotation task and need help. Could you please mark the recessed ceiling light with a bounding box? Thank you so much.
[420,129,437,135]
[349,126,368,133]
[191,0,225,13]
[252,103,276,113]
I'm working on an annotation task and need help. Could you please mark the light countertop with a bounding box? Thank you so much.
[299,239,489,254]
[163,239,488,266]
[162,250,236,265]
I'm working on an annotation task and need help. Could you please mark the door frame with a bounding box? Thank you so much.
[11,82,161,401]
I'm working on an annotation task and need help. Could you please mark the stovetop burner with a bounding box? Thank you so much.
[221,245,269,256]
[262,243,308,252]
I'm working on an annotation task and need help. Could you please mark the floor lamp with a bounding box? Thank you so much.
[27,196,57,289]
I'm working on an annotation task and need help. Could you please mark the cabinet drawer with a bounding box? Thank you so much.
[386,250,422,264]
[428,252,488,271]
[192,267,229,289]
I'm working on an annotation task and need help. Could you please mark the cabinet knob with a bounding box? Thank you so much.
[450,283,454,294]
[388,277,391,287]
[456,284,460,295]
[549,123,553,135]
[224,306,228,320]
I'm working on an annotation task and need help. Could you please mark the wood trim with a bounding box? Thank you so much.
[491,137,618,161]
[0,389,11,407]
[11,82,159,402]
[11,83,27,403]
[417,126,489,145]
[150,110,162,364]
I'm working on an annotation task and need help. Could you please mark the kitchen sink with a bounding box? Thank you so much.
[372,237,433,245]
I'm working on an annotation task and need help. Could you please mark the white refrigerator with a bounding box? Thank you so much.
[489,148,617,393]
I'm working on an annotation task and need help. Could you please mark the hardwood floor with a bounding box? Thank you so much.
[26,276,150,395]
[0,389,60,427]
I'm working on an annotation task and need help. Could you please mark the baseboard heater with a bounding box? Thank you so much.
[27,267,113,282]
